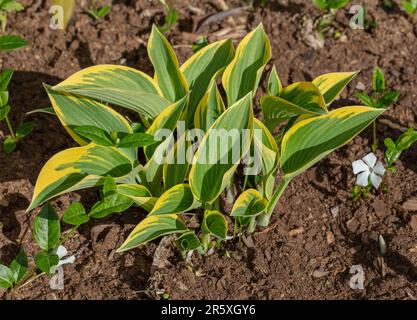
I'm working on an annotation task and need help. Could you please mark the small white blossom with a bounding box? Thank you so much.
[352,152,386,189]
[50,245,75,274]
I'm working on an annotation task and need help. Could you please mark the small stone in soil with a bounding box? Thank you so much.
[330,206,339,218]
[289,227,304,237]
[402,199,417,212]
[312,269,329,278]
[346,217,359,233]
[410,215,417,232]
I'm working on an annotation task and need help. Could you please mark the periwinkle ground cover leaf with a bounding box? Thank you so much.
[27,24,384,257]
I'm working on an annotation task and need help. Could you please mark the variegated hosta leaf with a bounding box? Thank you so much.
[180,39,234,123]
[280,106,384,178]
[52,65,170,119]
[194,79,226,132]
[176,231,202,251]
[231,189,268,218]
[201,210,228,240]
[222,24,271,106]
[144,95,188,160]
[139,138,173,196]
[116,184,157,212]
[148,25,189,102]
[45,86,132,145]
[280,82,327,114]
[28,144,137,211]
[117,214,188,252]
[312,71,359,105]
[252,119,279,199]
[189,93,254,204]
[52,0,75,28]
[148,184,199,216]
[163,132,191,190]
[267,65,282,96]
[261,94,326,132]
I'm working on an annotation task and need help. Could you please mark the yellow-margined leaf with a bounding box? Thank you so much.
[176,231,201,251]
[52,0,75,28]
[117,214,188,252]
[280,82,327,113]
[267,65,282,96]
[180,39,234,123]
[163,132,192,190]
[280,106,384,178]
[189,93,254,204]
[116,184,157,212]
[28,144,137,211]
[201,210,227,240]
[148,25,188,102]
[194,79,226,132]
[144,95,188,160]
[148,184,199,216]
[222,24,271,106]
[312,71,359,105]
[45,86,132,145]
[231,189,268,218]
[52,65,170,119]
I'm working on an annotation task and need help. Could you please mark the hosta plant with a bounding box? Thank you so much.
[27,24,384,257]
[403,0,417,15]
[312,0,350,38]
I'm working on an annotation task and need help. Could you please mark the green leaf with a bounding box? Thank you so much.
[376,91,400,109]
[396,127,417,150]
[356,92,374,107]
[192,37,209,53]
[73,126,114,146]
[222,24,271,106]
[3,136,16,154]
[267,66,282,96]
[103,175,117,196]
[0,104,10,121]
[117,214,188,252]
[0,35,28,51]
[33,203,61,251]
[328,0,350,9]
[180,38,234,124]
[176,231,202,251]
[63,202,90,226]
[202,210,228,240]
[89,193,133,219]
[280,82,327,114]
[52,65,170,120]
[189,93,254,203]
[34,251,59,274]
[9,249,28,283]
[0,91,8,107]
[148,25,188,102]
[16,122,35,138]
[149,184,198,216]
[312,71,359,105]
[280,106,384,178]
[0,264,14,289]
[117,132,157,149]
[231,189,268,218]
[372,67,385,93]
[0,69,13,91]
[26,107,56,116]
[116,184,156,212]
[313,0,328,10]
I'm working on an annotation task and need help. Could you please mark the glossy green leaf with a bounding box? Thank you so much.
[231,189,268,218]
[33,203,60,251]
[0,35,28,51]
[267,65,282,96]
[0,264,13,289]
[89,193,134,219]
[202,210,228,240]
[116,184,156,212]
[34,251,59,274]
[176,231,202,251]
[63,202,90,225]
[10,249,28,283]
[149,184,198,216]
[312,71,359,105]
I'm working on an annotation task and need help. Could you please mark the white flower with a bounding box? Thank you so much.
[352,152,386,189]
[50,245,76,274]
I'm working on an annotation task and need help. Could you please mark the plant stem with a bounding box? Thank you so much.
[372,120,377,151]
[247,217,257,234]
[257,176,291,227]
[5,115,16,141]
[201,233,211,253]
[53,224,81,252]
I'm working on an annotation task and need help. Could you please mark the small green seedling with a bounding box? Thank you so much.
[158,0,178,34]
[403,0,417,15]
[0,69,35,154]
[192,37,209,54]
[87,0,111,20]
[384,127,417,171]
[356,67,400,151]
[312,0,350,38]
[0,0,23,32]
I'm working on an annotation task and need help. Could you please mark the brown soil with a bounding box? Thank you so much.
[1,0,417,300]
